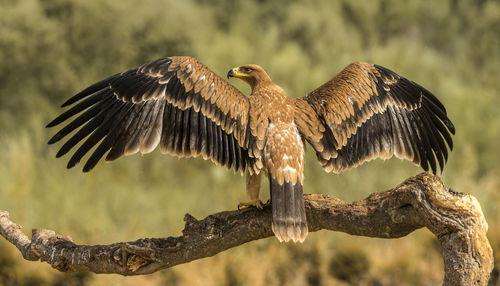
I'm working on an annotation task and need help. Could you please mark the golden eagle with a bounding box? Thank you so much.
[47,56,455,243]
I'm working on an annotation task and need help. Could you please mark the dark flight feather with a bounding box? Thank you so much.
[47,56,254,173]
[295,62,455,174]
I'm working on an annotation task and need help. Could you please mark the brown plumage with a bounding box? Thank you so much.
[47,56,455,243]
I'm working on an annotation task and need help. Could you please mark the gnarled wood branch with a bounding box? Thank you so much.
[0,173,494,285]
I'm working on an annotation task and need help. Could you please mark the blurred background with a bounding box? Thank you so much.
[0,0,499,285]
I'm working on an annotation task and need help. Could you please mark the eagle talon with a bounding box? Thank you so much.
[238,200,264,210]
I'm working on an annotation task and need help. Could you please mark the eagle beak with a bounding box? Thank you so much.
[227,67,237,79]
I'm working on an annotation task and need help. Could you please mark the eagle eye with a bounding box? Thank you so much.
[242,67,253,73]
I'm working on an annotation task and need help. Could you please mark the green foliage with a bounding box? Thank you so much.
[0,0,499,285]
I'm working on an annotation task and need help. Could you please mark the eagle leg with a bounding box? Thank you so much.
[238,171,263,210]
[237,199,264,210]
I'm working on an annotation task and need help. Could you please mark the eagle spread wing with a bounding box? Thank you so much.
[47,56,254,173]
[294,62,455,174]
[47,57,455,243]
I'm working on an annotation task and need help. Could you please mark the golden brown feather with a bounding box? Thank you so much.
[295,62,455,174]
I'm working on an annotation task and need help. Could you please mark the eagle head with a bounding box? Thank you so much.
[227,64,271,88]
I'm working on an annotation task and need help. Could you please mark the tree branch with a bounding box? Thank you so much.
[0,173,493,285]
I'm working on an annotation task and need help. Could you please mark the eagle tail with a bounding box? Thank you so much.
[270,178,308,243]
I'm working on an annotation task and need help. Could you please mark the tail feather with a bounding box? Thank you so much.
[271,178,308,243]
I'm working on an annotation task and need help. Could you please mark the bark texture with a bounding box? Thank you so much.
[0,173,494,285]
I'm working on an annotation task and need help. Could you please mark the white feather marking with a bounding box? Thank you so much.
[348,95,354,105]
[139,100,164,154]
[283,166,297,173]
[140,126,161,154]
[158,78,170,84]
[295,132,302,144]
[158,85,166,99]
[124,144,140,156]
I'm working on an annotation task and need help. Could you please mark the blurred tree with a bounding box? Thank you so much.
[0,0,498,285]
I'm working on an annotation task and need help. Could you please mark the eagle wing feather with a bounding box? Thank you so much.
[294,62,455,174]
[47,56,254,173]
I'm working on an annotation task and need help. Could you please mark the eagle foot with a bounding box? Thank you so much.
[237,200,264,210]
